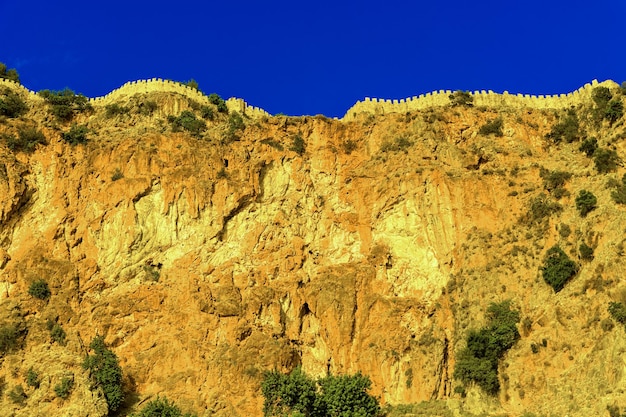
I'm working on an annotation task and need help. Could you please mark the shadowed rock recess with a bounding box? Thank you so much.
[1,77,626,416]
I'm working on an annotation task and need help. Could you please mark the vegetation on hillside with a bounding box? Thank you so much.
[38,88,91,121]
[541,245,578,292]
[0,87,28,117]
[261,367,380,417]
[1,76,626,416]
[453,301,520,395]
[130,396,197,417]
[0,62,20,83]
[83,336,124,413]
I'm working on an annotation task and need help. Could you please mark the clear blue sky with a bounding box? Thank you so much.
[1,0,624,117]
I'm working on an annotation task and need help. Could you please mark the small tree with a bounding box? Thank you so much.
[546,110,581,143]
[208,93,228,113]
[185,79,199,90]
[593,148,619,173]
[261,367,380,417]
[575,190,597,217]
[8,384,27,405]
[83,336,124,412]
[62,124,89,146]
[449,90,473,107]
[318,373,380,417]
[453,301,520,395]
[47,320,67,345]
[0,324,21,354]
[541,245,578,292]
[605,99,624,125]
[579,137,598,157]
[0,88,28,117]
[0,63,20,83]
[579,242,594,261]
[290,134,306,156]
[26,367,40,389]
[611,174,626,204]
[130,396,197,417]
[609,302,626,328]
[261,367,318,417]
[478,118,503,137]
[168,111,206,137]
[28,279,51,300]
[54,376,74,399]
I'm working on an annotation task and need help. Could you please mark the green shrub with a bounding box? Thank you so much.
[261,367,380,417]
[216,167,228,179]
[0,324,21,354]
[605,99,624,124]
[0,63,20,83]
[262,367,318,417]
[558,223,571,238]
[130,396,197,417]
[478,118,503,136]
[611,174,626,204]
[453,301,520,395]
[594,148,619,173]
[28,279,51,300]
[200,105,214,120]
[228,111,245,131]
[380,136,413,153]
[318,373,380,417]
[575,190,597,217]
[83,336,124,412]
[546,110,581,143]
[592,86,612,108]
[260,138,284,151]
[54,376,73,399]
[168,110,206,137]
[0,88,28,117]
[185,79,199,90]
[449,90,473,107]
[62,124,89,146]
[341,139,358,154]
[46,320,67,345]
[539,168,571,197]
[579,137,598,157]
[111,168,124,181]
[541,245,578,292]
[290,134,306,156]
[607,404,624,417]
[105,103,130,118]
[138,100,158,116]
[8,384,27,405]
[3,128,47,153]
[38,88,91,122]
[579,242,594,261]
[524,193,562,224]
[609,301,626,327]
[208,93,228,113]
[26,368,40,389]
[51,324,66,345]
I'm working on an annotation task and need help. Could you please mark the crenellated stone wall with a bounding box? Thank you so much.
[0,77,270,118]
[0,78,43,102]
[88,78,271,118]
[342,79,620,120]
[2,77,621,121]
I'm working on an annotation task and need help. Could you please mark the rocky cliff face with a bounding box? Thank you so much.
[1,83,626,416]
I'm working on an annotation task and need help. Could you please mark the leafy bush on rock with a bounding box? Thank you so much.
[541,245,578,292]
[83,336,124,412]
